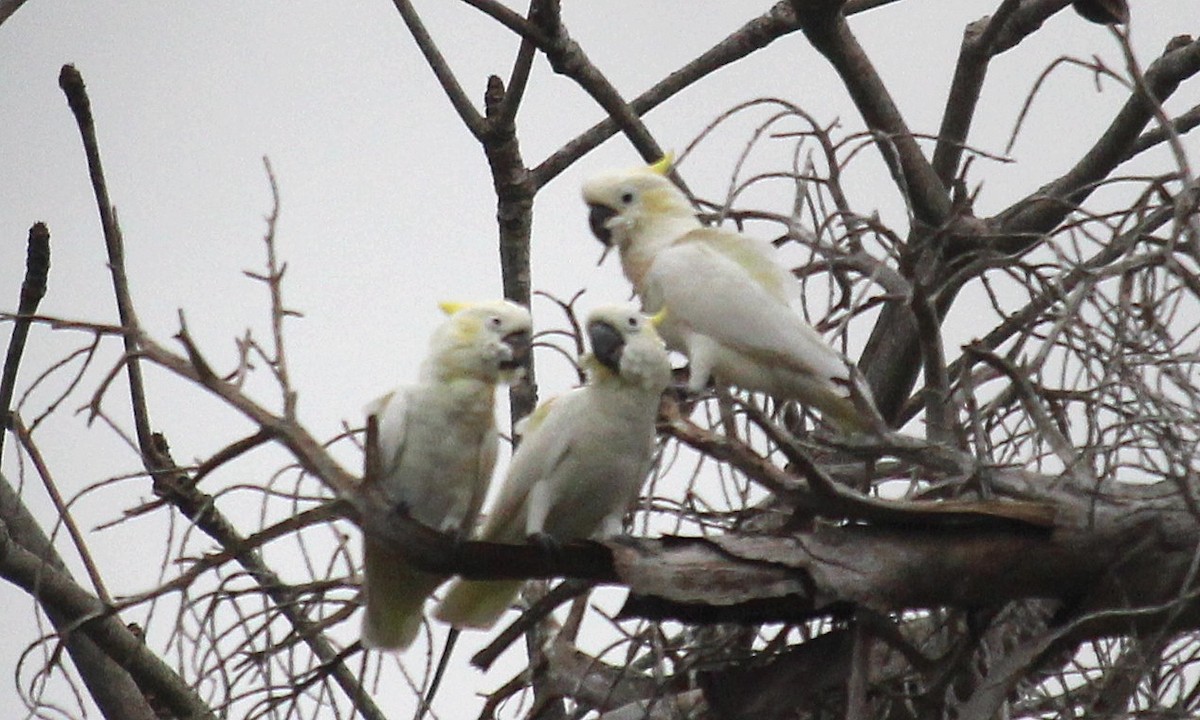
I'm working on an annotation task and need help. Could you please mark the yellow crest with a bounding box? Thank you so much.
[438,300,470,316]
[647,152,675,176]
[648,306,669,328]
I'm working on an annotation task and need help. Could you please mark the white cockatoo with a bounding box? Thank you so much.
[434,305,671,630]
[581,156,873,431]
[360,299,532,650]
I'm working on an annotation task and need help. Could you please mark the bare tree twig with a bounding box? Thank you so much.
[144,331,384,719]
[390,0,486,137]
[994,36,1200,247]
[471,579,593,671]
[895,198,1177,425]
[253,158,298,420]
[1122,103,1200,162]
[58,65,157,459]
[0,222,49,469]
[10,417,111,605]
[59,64,384,719]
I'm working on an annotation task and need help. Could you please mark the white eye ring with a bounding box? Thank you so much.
[489,316,502,327]
[620,191,634,204]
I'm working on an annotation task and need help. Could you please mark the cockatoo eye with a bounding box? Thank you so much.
[627,316,639,328]
[620,191,634,205]
[489,316,502,327]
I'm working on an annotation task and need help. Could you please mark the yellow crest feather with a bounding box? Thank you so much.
[648,306,669,328]
[438,300,470,316]
[647,152,675,176]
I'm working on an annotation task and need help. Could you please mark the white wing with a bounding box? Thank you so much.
[646,232,849,382]
[364,388,411,479]
[476,389,587,542]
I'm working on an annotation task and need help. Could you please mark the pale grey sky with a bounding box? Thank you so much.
[0,1,1195,717]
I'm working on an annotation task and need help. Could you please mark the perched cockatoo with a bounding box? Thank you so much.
[582,155,873,431]
[360,299,532,650]
[434,305,671,630]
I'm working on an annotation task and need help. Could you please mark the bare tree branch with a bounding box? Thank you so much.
[0,476,185,720]
[58,65,157,458]
[0,0,30,28]
[793,0,952,227]
[931,0,1028,186]
[0,222,49,468]
[390,0,486,137]
[994,36,1200,248]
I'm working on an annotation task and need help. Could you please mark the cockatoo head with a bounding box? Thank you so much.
[581,155,696,254]
[584,305,671,392]
[428,300,532,383]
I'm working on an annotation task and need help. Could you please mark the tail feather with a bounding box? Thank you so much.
[798,371,879,433]
[818,390,874,433]
[433,578,523,630]
[361,538,444,650]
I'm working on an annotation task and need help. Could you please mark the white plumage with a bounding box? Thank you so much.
[582,157,872,431]
[434,305,671,629]
[360,299,531,650]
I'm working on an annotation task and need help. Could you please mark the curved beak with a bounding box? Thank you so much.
[500,329,531,370]
[588,204,617,246]
[587,320,625,374]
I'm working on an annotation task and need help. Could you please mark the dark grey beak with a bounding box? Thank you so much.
[587,320,624,374]
[500,330,531,370]
[588,204,617,246]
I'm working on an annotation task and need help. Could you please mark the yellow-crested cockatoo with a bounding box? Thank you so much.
[360,299,532,650]
[582,156,873,431]
[434,305,670,629]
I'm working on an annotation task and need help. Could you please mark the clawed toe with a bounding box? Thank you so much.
[526,532,561,557]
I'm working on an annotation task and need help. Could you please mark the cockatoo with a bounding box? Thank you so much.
[360,299,532,650]
[582,156,873,431]
[434,305,671,630]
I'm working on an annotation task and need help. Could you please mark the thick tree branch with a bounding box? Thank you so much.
[793,0,952,228]
[0,477,197,720]
[931,1,1078,184]
[481,74,539,423]
[1122,103,1200,162]
[448,0,666,166]
[350,461,1200,638]
[0,0,29,28]
[931,0,1027,186]
[529,0,911,187]
[525,1,665,165]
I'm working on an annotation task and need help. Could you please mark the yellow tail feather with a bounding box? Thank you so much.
[434,579,524,630]
[361,539,444,650]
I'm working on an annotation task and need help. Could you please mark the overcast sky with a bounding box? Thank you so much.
[0,1,1195,717]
